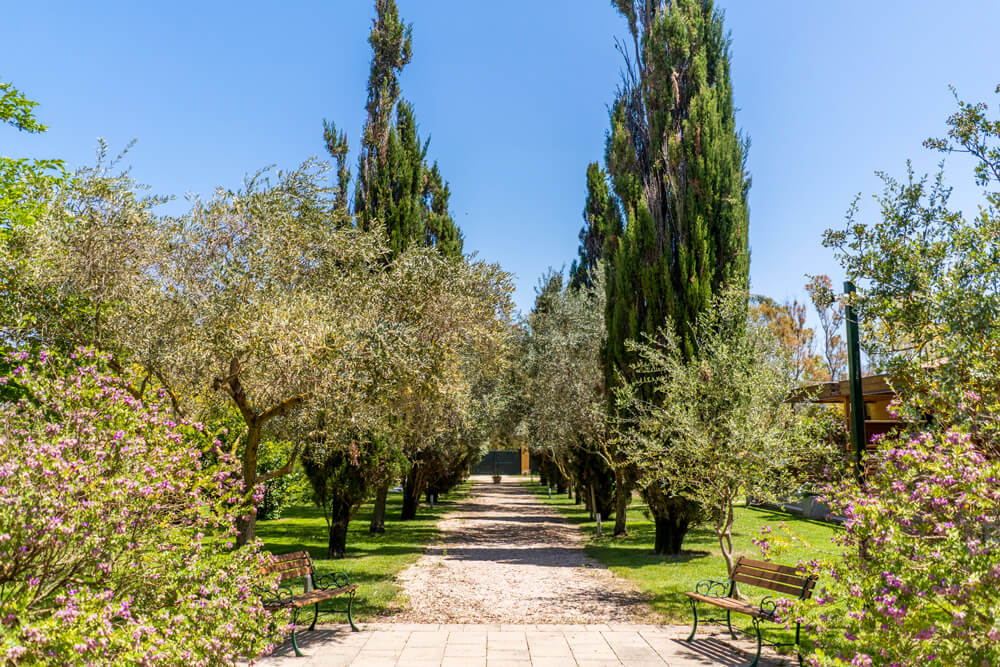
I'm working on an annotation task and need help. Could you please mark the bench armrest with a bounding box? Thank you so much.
[758,596,778,619]
[257,584,296,607]
[693,579,730,597]
[313,572,351,590]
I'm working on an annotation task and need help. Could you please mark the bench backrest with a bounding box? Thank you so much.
[263,551,316,583]
[731,557,816,600]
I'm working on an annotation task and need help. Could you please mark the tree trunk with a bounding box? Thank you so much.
[369,485,388,534]
[400,470,420,520]
[236,424,262,548]
[235,512,257,546]
[652,511,691,555]
[613,469,629,537]
[718,501,736,574]
[327,501,353,559]
[575,485,584,505]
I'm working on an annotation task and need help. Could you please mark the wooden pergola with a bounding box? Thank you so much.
[789,374,902,455]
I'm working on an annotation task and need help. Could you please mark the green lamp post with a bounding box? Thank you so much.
[844,281,866,480]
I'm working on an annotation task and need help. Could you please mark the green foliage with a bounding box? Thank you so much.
[824,85,1000,442]
[618,290,825,570]
[520,269,618,519]
[354,0,463,260]
[0,81,48,133]
[256,440,306,521]
[0,351,281,665]
[0,79,65,335]
[302,426,402,558]
[605,0,749,369]
[599,0,751,554]
[570,162,621,289]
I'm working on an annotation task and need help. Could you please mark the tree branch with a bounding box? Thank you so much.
[256,440,305,486]
[259,393,310,425]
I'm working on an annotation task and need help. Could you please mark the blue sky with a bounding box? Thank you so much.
[3,1,999,318]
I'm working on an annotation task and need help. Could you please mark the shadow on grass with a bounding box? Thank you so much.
[522,479,838,630]
[256,482,469,621]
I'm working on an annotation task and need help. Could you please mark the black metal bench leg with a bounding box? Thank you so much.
[686,600,698,642]
[291,607,304,657]
[309,602,319,631]
[747,618,762,667]
[347,590,359,632]
[727,608,737,639]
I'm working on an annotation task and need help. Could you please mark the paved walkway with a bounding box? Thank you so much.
[259,478,790,666]
[262,623,789,666]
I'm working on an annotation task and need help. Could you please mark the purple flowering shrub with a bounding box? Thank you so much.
[0,351,285,665]
[758,423,1000,666]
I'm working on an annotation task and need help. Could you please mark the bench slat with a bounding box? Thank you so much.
[731,572,808,597]
[736,564,810,588]
[684,592,771,619]
[263,585,359,610]
[271,566,313,581]
[735,558,802,576]
[268,559,311,573]
[272,551,310,563]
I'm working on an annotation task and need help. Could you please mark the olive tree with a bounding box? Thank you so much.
[382,250,514,519]
[618,290,809,572]
[301,246,513,552]
[8,158,391,545]
[521,268,630,529]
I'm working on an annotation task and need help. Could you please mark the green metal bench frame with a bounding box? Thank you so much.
[685,556,817,667]
[258,550,359,657]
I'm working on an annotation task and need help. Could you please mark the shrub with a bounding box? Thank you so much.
[0,350,284,665]
[759,420,1000,666]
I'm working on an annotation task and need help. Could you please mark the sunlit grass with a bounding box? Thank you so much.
[256,483,467,621]
[526,480,840,628]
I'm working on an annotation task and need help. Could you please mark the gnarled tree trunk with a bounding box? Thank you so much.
[369,484,388,534]
[646,486,697,555]
[327,501,354,559]
[400,469,420,520]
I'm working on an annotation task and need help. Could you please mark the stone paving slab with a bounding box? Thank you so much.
[257,623,794,666]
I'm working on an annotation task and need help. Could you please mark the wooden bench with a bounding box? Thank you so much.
[685,556,816,667]
[260,551,359,657]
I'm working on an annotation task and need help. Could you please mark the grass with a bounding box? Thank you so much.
[255,483,468,621]
[525,480,841,625]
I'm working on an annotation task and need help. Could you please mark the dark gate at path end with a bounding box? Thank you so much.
[471,450,520,475]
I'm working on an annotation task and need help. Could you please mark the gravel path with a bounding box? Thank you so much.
[388,477,659,624]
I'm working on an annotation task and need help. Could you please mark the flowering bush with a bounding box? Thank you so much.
[758,423,1000,666]
[0,350,284,665]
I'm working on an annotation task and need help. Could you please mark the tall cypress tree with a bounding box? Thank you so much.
[351,0,463,260]
[604,0,750,554]
[570,162,621,290]
[338,0,465,532]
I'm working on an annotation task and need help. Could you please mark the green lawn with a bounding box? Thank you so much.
[526,480,841,623]
[255,483,467,621]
